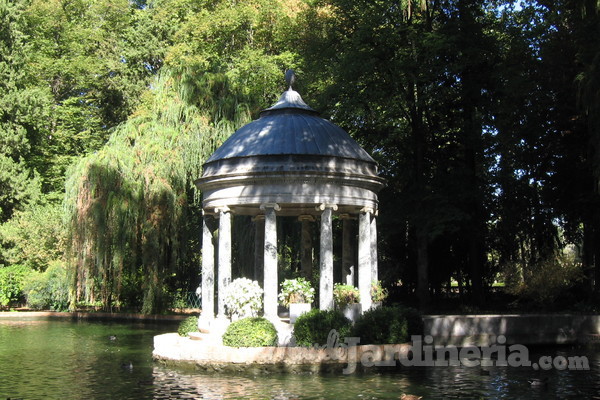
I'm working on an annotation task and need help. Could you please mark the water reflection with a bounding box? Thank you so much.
[1,318,599,400]
[150,347,600,400]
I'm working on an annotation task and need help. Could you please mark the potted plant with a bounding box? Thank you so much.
[333,283,361,322]
[371,280,388,309]
[223,278,264,321]
[279,277,315,323]
[278,277,315,323]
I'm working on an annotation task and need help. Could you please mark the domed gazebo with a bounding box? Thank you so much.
[196,71,385,324]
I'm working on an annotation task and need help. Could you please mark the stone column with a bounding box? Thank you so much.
[358,207,373,311]
[341,214,355,286]
[216,206,232,319]
[317,203,337,310]
[370,211,378,283]
[201,212,215,320]
[253,215,265,283]
[299,215,315,281]
[261,203,280,319]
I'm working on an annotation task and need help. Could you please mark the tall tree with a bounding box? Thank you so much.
[64,0,303,312]
[0,0,45,225]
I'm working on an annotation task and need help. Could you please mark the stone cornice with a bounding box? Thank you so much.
[196,171,385,193]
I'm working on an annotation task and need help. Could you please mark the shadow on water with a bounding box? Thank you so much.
[1,318,600,399]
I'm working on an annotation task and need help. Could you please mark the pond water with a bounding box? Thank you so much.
[1,317,599,399]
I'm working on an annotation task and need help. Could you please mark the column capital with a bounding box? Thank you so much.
[214,205,231,214]
[298,214,316,222]
[360,206,374,214]
[316,203,338,211]
[202,209,216,216]
[260,203,281,211]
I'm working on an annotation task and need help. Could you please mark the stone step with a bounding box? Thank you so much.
[189,332,211,341]
[198,325,211,334]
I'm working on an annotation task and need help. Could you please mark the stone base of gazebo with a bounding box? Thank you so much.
[152,331,411,374]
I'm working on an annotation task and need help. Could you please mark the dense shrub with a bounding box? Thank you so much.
[222,317,278,347]
[23,262,69,311]
[352,306,423,344]
[507,254,583,306]
[178,316,199,337]
[0,264,30,307]
[293,309,352,347]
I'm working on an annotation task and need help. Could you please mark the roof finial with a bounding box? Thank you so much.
[285,69,296,90]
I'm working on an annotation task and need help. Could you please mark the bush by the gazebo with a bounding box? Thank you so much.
[178,316,199,337]
[222,317,278,347]
[351,306,422,344]
[293,309,352,347]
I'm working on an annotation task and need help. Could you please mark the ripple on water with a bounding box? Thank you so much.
[2,319,600,399]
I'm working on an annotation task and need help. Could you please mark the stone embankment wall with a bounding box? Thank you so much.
[423,314,600,346]
[0,311,186,322]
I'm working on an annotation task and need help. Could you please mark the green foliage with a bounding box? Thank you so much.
[177,316,199,337]
[171,288,191,310]
[0,0,41,164]
[60,0,297,314]
[294,0,600,307]
[278,277,315,307]
[0,198,65,271]
[333,284,360,308]
[293,309,351,347]
[0,155,42,224]
[370,281,388,303]
[222,317,278,347]
[352,306,423,345]
[23,261,70,311]
[64,71,233,313]
[0,0,596,313]
[165,0,300,116]
[508,253,584,306]
[0,264,30,306]
[223,278,263,320]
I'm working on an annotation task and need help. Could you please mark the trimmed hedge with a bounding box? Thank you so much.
[178,316,199,337]
[351,305,423,344]
[293,309,352,347]
[222,317,278,347]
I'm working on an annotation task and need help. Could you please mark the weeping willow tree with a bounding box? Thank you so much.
[61,0,304,313]
[64,71,250,313]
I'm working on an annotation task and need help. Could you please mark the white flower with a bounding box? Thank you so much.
[223,278,263,320]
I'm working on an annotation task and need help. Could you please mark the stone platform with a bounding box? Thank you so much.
[153,313,600,373]
[152,332,411,373]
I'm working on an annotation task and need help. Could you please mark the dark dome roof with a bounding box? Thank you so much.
[205,89,375,164]
[197,72,384,214]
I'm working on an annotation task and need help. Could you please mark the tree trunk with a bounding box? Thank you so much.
[416,228,429,307]
[458,0,486,306]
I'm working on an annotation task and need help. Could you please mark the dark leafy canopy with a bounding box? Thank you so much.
[1,0,599,313]
[297,0,600,308]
